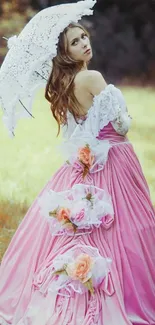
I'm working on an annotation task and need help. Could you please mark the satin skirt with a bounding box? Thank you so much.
[0,123,155,325]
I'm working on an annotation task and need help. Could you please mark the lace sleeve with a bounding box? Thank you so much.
[110,86,132,135]
[78,84,132,138]
[111,106,132,135]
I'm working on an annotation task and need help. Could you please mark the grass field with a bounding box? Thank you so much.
[0,85,155,261]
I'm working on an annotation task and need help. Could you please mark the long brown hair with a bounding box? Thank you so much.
[45,22,90,137]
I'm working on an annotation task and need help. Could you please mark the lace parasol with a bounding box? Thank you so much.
[0,0,96,137]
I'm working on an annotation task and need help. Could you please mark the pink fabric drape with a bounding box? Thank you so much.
[0,123,155,325]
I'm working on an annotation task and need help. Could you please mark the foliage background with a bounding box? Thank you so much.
[1,0,155,84]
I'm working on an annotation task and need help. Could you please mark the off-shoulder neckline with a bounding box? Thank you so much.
[77,83,114,122]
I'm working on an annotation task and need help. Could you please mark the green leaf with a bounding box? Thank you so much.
[83,278,94,295]
[49,211,57,217]
[66,160,70,165]
[53,269,67,276]
[49,208,58,218]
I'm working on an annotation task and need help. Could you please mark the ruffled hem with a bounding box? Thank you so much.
[38,183,114,236]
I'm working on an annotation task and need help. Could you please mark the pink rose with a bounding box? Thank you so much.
[101,214,114,229]
[74,208,85,224]
[66,253,94,283]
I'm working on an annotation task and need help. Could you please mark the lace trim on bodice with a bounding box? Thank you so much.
[61,84,132,140]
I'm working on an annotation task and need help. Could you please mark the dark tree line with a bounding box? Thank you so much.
[26,0,155,84]
[1,0,155,84]
[93,0,155,83]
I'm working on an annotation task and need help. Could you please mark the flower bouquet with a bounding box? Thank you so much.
[49,245,112,296]
[38,183,114,236]
[59,134,112,176]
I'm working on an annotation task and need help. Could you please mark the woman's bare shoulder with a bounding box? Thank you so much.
[75,69,104,81]
[75,70,107,96]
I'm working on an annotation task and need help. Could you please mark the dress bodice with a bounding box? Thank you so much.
[58,84,132,175]
[97,122,129,143]
[61,84,132,141]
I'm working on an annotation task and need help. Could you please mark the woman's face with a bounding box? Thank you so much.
[66,27,92,63]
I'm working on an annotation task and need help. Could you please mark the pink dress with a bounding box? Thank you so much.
[0,84,155,325]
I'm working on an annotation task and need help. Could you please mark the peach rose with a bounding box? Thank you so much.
[78,146,95,167]
[66,253,94,283]
[57,207,71,223]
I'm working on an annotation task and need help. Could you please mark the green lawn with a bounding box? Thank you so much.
[0,85,155,260]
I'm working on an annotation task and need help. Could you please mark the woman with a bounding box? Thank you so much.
[0,19,155,325]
